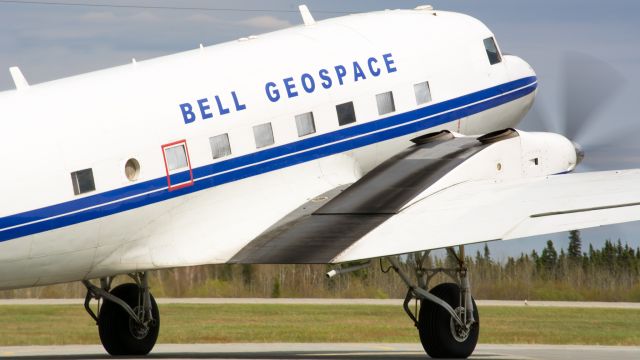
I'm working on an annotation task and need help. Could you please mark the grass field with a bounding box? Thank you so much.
[0,304,638,346]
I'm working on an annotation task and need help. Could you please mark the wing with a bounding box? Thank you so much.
[333,168,640,262]
[229,130,640,264]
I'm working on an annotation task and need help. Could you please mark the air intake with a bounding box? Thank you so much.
[477,128,519,144]
[411,130,454,144]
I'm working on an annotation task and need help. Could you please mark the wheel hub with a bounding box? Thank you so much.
[128,306,150,340]
[449,306,471,342]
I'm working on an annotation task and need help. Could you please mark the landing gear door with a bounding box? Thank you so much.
[161,140,194,191]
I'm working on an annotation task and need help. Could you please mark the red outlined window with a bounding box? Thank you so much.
[161,140,194,191]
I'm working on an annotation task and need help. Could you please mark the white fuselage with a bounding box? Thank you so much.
[0,8,536,289]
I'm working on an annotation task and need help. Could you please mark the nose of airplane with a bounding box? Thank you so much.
[503,54,537,83]
[502,55,537,127]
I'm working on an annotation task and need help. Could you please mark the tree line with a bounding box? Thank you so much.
[2,231,639,301]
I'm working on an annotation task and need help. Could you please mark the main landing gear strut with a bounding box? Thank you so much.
[82,272,160,355]
[333,246,479,359]
[389,246,479,358]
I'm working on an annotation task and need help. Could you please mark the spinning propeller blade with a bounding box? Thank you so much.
[524,52,630,170]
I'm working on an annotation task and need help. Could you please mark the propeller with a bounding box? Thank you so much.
[522,52,631,171]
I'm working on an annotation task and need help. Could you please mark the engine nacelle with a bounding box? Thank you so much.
[403,128,580,209]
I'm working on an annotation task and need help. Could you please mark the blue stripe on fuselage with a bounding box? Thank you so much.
[0,77,537,242]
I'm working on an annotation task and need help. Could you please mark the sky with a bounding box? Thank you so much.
[0,0,639,260]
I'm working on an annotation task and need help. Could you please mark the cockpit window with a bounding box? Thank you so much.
[483,37,502,65]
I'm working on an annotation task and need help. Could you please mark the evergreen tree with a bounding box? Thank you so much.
[557,249,567,278]
[589,244,596,265]
[475,250,483,265]
[616,239,624,257]
[445,250,459,268]
[540,240,558,271]
[483,243,492,263]
[603,240,616,271]
[531,249,541,273]
[567,230,582,261]
[531,249,539,262]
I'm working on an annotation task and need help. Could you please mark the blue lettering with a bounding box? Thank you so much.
[180,103,196,124]
[319,69,332,89]
[284,77,298,98]
[197,98,213,120]
[334,65,347,85]
[231,91,247,111]
[353,61,366,81]
[215,95,230,115]
[301,73,315,93]
[383,53,397,73]
[368,57,381,76]
[266,82,280,102]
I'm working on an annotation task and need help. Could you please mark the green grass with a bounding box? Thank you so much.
[0,304,638,346]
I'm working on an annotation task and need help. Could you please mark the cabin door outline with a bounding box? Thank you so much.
[161,139,194,191]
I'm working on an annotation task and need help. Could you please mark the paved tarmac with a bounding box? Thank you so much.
[1,298,639,309]
[0,344,638,360]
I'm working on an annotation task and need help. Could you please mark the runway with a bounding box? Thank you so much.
[0,344,638,360]
[1,298,639,309]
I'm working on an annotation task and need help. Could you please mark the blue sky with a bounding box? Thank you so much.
[1,0,639,260]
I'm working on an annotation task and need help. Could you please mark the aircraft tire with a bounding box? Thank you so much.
[98,283,160,356]
[418,282,479,359]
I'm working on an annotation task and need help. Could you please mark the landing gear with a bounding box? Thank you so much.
[419,283,479,358]
[82,272,160,356]
[385,246,479,359]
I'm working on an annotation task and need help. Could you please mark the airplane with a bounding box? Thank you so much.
[1,3,638,358]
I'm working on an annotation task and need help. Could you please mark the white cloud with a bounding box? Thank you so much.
[239,15,292,30]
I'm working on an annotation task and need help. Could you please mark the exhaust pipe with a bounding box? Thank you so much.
[326,261,371,279]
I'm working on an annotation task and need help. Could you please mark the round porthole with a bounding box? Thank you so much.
[496,163,502,171]
[125,158,140,181]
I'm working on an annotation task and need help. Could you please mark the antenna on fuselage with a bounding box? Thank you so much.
[9,66,29,91]
[299,5,316,26]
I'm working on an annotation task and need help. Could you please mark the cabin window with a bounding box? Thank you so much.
[210,133,232,159]
[483,37,502,65]
[71,168,95,195]
[125,158,140,181]
[253,122,275,148]
[295,112,316,137]
[336,101,356,126]
[161,140,194,191]
[376,91,396,115]
[414,81,432,105]
[164,144,188,171]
